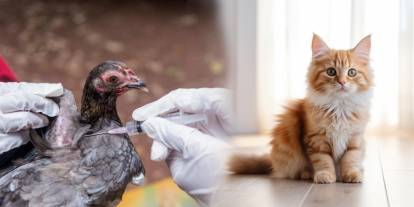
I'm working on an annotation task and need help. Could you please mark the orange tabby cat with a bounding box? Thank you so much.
[229,34,373,183]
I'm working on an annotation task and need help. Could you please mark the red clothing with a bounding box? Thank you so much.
[0,56,17,82]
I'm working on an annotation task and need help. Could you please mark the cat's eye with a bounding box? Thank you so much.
[348,68,357,77]
[326,67,336,76]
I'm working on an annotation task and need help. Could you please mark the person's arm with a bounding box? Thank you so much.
[0,56,17,82]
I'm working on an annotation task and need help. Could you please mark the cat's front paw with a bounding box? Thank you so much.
[342,168,363,183]
[313,171,336,184]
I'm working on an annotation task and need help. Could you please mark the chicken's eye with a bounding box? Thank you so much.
[108,76,119,84]
[326,67,336,76]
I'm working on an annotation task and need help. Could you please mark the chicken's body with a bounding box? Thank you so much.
[0,61,146,207]
[0,120,142,207]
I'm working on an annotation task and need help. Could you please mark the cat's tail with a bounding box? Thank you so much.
[228,154,272,174]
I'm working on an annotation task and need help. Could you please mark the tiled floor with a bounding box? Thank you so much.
[211,135,414,207]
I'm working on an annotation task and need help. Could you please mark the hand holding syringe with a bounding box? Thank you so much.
[131,88,231,205]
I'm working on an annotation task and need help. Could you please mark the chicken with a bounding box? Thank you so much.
[0,61,146,207]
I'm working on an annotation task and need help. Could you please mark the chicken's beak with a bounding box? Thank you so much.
[127,80,149,93]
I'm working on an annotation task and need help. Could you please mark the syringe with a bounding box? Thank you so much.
[86,112,207,137]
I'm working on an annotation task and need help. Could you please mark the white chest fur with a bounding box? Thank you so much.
[307,89,372,161]
[326,118,357,161]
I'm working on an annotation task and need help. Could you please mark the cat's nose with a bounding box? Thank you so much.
[338,80,346,85]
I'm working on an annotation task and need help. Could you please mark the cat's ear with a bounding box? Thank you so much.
[311,33,330,59]
[352,34,371,63]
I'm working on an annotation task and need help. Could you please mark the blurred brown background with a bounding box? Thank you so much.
[0,0,226,183]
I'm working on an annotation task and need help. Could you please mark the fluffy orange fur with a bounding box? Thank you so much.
[229,34,373,183]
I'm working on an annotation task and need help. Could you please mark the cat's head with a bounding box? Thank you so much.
[307,34,373,97]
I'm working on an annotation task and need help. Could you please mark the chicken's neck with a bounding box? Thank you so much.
[80,90,121,128]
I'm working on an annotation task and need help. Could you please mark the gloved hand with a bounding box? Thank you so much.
[0,82,63,154]
[132,88,232,205]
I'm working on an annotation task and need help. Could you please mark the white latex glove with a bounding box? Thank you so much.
[0,82,63,154]
[132,88,232,205]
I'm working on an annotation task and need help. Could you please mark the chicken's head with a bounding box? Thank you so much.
[80,60,148,124]
[87,60,148,96]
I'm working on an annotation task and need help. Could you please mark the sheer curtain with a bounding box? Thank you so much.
[257,0,404,133]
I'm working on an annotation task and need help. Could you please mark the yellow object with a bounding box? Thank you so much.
[118,178,197,207]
